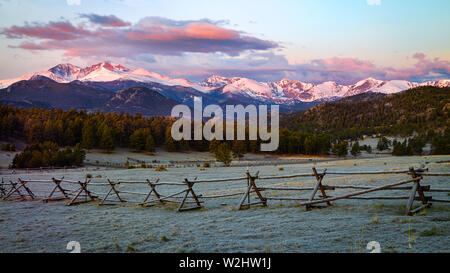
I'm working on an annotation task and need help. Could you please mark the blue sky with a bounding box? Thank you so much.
[0,0,449,83]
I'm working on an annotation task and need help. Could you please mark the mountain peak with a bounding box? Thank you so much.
[202,75,231,87]
[86,62,130,73]
[1,62,449,104]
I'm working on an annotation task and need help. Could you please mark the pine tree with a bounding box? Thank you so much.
[376,137,390,151]
[332,141,348,157]
[165,127,177,152]
[232,140,246,160]
[99,126,114,152]
[130,128,153,151]
[351,141,361,156]
[209,138,220,154]
[81,120,95,150]
[215,143,232,166]
[145,134,155,152]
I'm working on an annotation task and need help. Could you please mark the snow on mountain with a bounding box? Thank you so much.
[370,80,419,94]
[1,62,448,104]
[420,79,450,88]
[48,63,83,81]
[202,75,232,87]
[311,81,349,100]
[344,77,384,97]
[202,75,449,103]
[222,78,274,98]
[0,62,210,92]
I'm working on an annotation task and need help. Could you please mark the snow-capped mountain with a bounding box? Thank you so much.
[202,76,449,103]
[0,62,209,92]
[1,62,449,105]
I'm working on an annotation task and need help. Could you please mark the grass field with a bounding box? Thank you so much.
[0,153,448,253]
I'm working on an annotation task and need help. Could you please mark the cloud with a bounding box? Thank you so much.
[167,53,449,84]
[67,0,81,5]
[288,53,449,84]
[1,16,278,57]
[2,14,448,84]
[366,0,381,6]
[1,21,92,40]
[79,14,131,27]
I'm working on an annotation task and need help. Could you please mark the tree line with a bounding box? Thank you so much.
[282,86,449,140]
[1,96,449,168]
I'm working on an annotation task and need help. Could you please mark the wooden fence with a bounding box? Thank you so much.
[1,166,449,215]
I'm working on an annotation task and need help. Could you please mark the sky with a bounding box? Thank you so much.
[0,0,449,84]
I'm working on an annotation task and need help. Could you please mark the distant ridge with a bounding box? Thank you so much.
[1,62,448,106]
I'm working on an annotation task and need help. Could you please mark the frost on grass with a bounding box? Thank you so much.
[0,155,449,253]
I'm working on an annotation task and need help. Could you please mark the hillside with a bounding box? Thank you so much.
[0,76,111,110]
[104,86,179,116]
[282,86,450,139]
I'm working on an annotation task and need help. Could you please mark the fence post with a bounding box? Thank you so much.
[139,179,163,207]
[177,178,202,211]
[99,179,126,205]
[66,178,97,206]
[0,178,6,197]
[237,171,266,210]
[4,179,35,200]
[43,177,69,202]
[405,167,431,216]
[306,168,329,211]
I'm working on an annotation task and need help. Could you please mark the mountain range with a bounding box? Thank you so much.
[1,62,449,115]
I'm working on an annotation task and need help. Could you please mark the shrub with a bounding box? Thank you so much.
[377,137,391,151]
[215,143,232,166]
[1,143,16,152]
[332,141,348,157]
[11,142,85,168]
[351,142,361,156]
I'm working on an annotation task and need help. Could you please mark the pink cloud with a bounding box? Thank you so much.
[1,16,278,57]
[2,21,91,40]
[309,57,376,73]
[184,53,450,84]
[184,23,238,40]
[382,53,450,80]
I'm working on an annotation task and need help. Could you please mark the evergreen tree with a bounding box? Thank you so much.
[215,143,232,166]
[376,137,390,151]
[130,128,154,152]
[145,134,155,152]
[332,141,348,157]
[72,143,86,166]
[99,126,114,152]
[432,130,450,155]
[232,140,246,160]
[208,138,220,154]
[351,141,361,156]
[165,127,177,152]
[81,120,95,149]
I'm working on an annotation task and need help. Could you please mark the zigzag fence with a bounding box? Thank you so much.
[1,165,449,215]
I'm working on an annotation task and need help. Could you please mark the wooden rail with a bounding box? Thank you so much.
[1,165,449,215]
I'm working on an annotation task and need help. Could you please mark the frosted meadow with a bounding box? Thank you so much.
[1,154,448,253]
